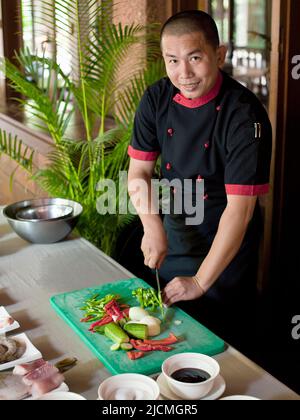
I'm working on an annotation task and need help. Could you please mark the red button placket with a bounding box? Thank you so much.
[204,139,210,198]
[167,128,174,137]
[166,128,174,171]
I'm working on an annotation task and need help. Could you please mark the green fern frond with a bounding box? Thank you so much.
[15,50,75,136]
[0,129,34,174]
[2,0,164,256]
[115,59,166,128]
[0,59,63,142]
[82,23,152,122]
[33,168,72,199]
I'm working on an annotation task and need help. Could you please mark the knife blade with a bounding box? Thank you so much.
[155,267,164,317]
[155,267,161,298]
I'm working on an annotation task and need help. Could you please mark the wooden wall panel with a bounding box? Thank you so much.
[1,0,23,99]
[0,113,51,205]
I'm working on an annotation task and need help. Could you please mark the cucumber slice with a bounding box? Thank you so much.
[110,343,120,351]
[123,322,148,340]
[120,343,133,351]
[104,322,130,344]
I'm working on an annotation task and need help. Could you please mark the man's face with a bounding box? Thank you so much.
[161,31,225,99]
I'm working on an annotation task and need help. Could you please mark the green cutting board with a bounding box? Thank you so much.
[50,278,225,376]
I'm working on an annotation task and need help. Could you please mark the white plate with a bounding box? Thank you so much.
[25,382,70,400]
[157,373,226,401]
[0,306,20,334]
[34,391,86,401]
[0,333,42,371]
[220,395,260,400]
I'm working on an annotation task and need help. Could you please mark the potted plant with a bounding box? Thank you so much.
[0,0,165,256]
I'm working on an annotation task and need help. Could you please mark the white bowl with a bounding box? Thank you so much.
[162,353,220,400]
[35,392,86,400]
[220,395,260,400]
[98,374,160,401]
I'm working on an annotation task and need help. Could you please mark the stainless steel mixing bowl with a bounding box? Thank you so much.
[3,198,83,244]
[16,204,73,221]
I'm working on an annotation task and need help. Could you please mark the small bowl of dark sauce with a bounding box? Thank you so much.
[171,368,211,383]
[162,353,220,400]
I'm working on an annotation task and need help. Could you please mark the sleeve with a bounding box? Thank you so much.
[224,103,272,196]
[128,89,161,161]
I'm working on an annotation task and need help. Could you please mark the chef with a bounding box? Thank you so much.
[127,10,272,346]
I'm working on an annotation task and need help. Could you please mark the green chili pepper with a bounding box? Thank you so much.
[80,293,120,321]
[132,287,163,314]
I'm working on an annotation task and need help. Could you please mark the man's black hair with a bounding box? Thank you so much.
[160,10,220,49]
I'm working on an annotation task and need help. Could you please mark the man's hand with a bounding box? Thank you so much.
[163,276,205,306]
[142,224,168,269]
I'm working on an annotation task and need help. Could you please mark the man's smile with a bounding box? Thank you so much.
[180,81,201,93]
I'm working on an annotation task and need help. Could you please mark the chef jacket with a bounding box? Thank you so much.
[128,71,272,301]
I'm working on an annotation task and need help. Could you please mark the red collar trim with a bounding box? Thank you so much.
[173,72,223,109]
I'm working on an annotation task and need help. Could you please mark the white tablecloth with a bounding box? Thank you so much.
[0,207,299,400]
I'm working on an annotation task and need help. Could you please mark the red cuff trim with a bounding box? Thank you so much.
[226,184,270,196]
[128,145,160,161]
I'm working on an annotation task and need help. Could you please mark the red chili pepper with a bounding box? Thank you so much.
[80,315,95,323]
[149,345,173,352]
[89,315,113,331]
[130,340,173,352]
[143,333,178,346]
[130,340,153,352]
[104,300,124,319]
[104,299,117,309]
[127,351,144,360]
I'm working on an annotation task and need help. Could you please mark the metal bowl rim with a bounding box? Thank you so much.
[15,204,74,222]
[3,198,83,223]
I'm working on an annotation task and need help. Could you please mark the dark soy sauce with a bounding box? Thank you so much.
[171,368,211,383]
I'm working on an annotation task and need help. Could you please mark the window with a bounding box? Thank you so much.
[21,0,73,76]
[210,0,271,106]
[210,0,230,44]
[235,0,268,49]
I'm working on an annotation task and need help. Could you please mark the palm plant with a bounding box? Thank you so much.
[0,0,165,255]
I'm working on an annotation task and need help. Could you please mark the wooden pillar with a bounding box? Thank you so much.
[198,0,209,12]
[1,0,23,101]
[272,0,300,281]
[258,0,281,292]
[181,0,199,10]
[267,0,300,356]
[170,0,199,14]
[228,0,235,59]
[0,2,5,106]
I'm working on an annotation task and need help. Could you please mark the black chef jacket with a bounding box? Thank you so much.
[128,71,272,308]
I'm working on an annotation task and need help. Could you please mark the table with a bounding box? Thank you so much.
[0,207,299,400]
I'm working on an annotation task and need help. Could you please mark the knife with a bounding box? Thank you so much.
[155,267,164,317]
